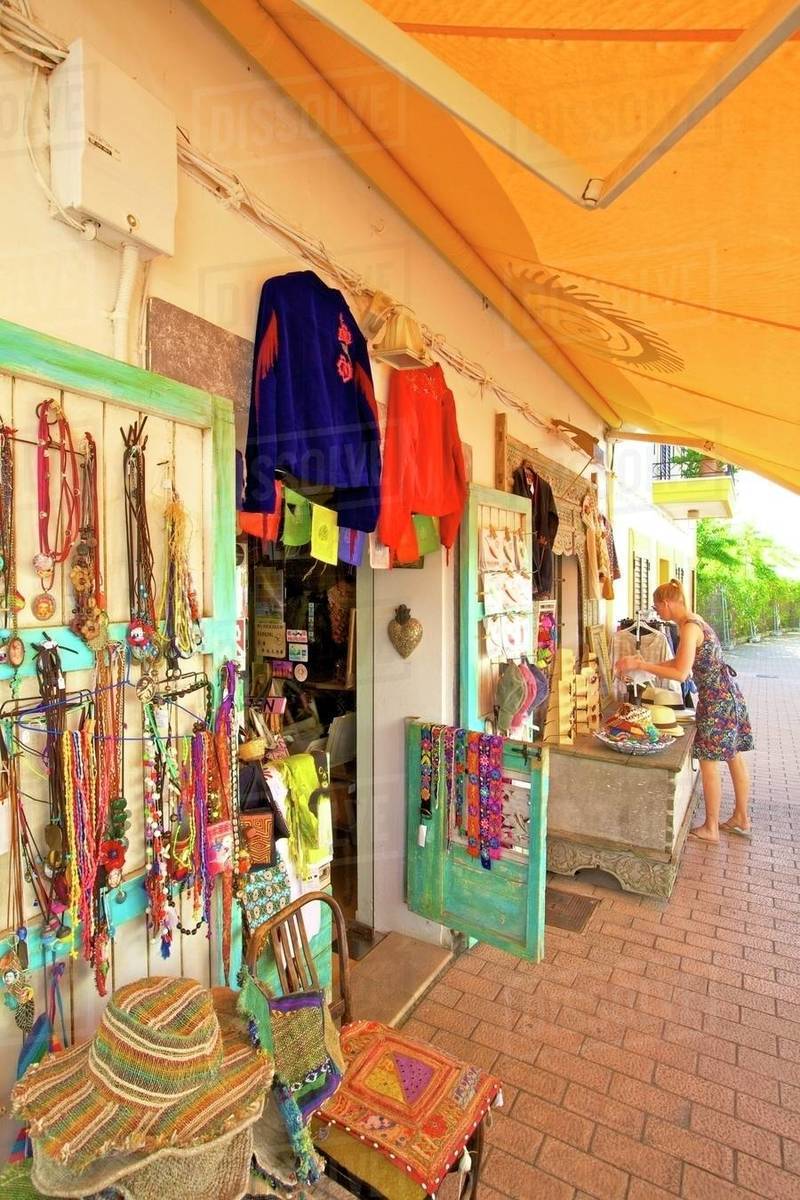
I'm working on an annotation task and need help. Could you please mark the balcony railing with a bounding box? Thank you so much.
[652,450,736,483]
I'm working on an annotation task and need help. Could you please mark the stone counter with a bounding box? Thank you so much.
[546,726,699,898]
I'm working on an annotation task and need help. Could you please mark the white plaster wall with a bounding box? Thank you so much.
[0,0,614,944]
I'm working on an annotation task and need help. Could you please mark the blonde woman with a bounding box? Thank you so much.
[615,579,753,844]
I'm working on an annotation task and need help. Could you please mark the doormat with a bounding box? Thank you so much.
[545,888,601,934]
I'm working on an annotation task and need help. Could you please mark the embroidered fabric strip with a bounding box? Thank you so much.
[487,735,504,863]
[466,732,481,857]
[419,726,433,819]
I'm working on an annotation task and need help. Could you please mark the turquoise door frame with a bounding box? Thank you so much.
[0,318,241,978]
[405,484,548,962]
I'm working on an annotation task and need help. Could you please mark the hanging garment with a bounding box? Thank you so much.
[378,363,467,563]
[244,271,381,533]
[581,492,603,602]
[612,627,681,694]
[511,464,559,597]
[599,514,621,581]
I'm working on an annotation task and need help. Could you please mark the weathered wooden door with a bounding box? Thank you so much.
[406,484,548,961]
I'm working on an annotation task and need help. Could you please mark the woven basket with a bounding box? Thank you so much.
[238,738,266,763]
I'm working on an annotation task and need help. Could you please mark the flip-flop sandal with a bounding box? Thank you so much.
[720,823,752,838]
[687,830,719,844]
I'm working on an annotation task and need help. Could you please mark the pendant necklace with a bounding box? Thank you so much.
[70,433,109,651]
[0,423,25,678]
[122,418,159,683]
[34,399,80,622]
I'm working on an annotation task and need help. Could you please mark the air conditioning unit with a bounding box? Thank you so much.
[48,40,177,257]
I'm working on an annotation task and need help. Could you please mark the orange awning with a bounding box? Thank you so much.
[198,0,800,490]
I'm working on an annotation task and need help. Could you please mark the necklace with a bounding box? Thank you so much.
[122,419,159,674]
[0,423,24,676]
[157,487,202,674]
[70,433,109,651]
[33,399,80,622]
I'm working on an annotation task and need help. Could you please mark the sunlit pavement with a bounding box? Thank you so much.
[403,634,800,1200]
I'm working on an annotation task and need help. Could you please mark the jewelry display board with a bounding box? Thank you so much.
[494,413,600,648]
[0,319,236,1062]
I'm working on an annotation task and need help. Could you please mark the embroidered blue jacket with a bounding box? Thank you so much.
[243,271,381,533]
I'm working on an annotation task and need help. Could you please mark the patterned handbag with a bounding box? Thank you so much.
[240,860,291,932]
[240,810,275,869]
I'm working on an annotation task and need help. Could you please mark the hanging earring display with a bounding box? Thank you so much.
[122,419,159,674]
[157,486,203,675]
[34,399,80,622]
[70,433,109,651]
[0,422,24,675]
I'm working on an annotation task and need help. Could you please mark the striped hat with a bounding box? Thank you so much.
[11,976,271,1170]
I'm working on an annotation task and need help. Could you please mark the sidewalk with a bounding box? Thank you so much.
[403,635,800,1200]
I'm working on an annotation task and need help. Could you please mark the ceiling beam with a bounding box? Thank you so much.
[289,0,593,205]
[594,0,800,206]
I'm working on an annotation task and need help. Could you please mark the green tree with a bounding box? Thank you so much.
[696,519,800,639]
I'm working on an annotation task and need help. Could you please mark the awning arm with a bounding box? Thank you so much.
[290,0,593,205]
[592,0,800,207]
[607,432,718,452]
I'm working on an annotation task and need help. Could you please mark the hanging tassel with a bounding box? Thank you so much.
[494,1088,504,1108]
[458,1146,472,1174]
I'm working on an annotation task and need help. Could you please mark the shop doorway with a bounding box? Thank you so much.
[245,527,370,944]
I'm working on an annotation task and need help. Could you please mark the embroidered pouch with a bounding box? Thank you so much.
[206,819,233,878]
[240,810,275,869]
[241,861,291,932]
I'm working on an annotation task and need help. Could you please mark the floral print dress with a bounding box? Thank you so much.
[686,617,754,760]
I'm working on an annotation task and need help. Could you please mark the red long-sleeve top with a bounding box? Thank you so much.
[378,363,468,562]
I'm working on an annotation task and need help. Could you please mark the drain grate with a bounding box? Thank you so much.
[545,888,602,934]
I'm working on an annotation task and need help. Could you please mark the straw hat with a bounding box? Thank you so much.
[641,685,682,708]
[648,706,683,737]
[12,977,270,1174]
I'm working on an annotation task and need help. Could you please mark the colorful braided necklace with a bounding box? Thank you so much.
[122,418,159,682]
[0,423,24,677]
[33,399,80,622]
[69,433,108,651]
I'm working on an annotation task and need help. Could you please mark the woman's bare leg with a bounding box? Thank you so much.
[691,760,721,843]
[720,754,751,831]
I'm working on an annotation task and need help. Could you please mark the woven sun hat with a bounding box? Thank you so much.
[648,704,681,728]
[12,976,270,1174]
[641,685,682,708]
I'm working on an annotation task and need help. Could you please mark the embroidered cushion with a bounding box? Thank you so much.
[314,1020,500,1197]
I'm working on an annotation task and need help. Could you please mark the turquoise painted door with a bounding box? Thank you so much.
[405,485,548,961]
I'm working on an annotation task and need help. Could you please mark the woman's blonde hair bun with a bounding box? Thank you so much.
[653,578,686,606]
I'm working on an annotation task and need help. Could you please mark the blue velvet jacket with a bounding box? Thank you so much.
[243,271,381,533]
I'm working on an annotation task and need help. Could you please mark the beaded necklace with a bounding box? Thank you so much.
[157,488,202,673]
[212,661,241,982]
[70,433,108,651]
[122,419,159,679]
[0,424,24,678]
[92,643,126,994]
[33,399,80,622]
[62,725,98,960]
[142,702,174,957]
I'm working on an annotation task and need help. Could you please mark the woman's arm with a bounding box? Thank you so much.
[615,624,702,683]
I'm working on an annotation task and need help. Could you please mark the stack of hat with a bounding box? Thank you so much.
[641,685,683,710]
[495,660,550,735]
[646,705,683,738]
[10,976,286,1200]
[602,703,662,746]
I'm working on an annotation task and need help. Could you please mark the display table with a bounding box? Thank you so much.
[547,726,699,898]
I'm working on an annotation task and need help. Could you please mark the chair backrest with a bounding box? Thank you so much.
[245,890,353,1026]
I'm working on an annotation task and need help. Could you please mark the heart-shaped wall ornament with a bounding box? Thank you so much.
[388,605,423,659]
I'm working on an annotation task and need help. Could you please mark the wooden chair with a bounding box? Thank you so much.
[246,891,490,1200]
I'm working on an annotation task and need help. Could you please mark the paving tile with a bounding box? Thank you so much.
[485,1147,576,1200]
[608,1074,691,1126]
[701,1013,778,1055]
[736,1154,800,1200]
[689,1103,782,1165]
[513,1091,595,1151]
[737,1045,799,1085]
[644,1117,734,1180]
[494,1054,568,1105]
[487,1110,545,1163]
[456,993,520,1030]
[581,1038,655,1083]
[537,1136,629,1200]
[735,1093,800,1141]
[562,1082,645,1138]
[444,967,502,999]
[628,1179,680,1200]
[661,1022,737,1064]
[591,1126,682,1192]
[653,1063,735,1114]
[623,1031,699,1073]
[414,998,479,1037]
[537,1046,613,1094]
[430,1028,500,1072]
[557,1006,627,1046]
[512,1013,586,1055]
[681,1165,762,1200]
[697,1054,780,1104]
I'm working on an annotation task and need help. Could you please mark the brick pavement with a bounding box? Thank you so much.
[403,635,800,1199]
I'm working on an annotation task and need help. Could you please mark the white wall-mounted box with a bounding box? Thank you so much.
[48,39,177,257]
